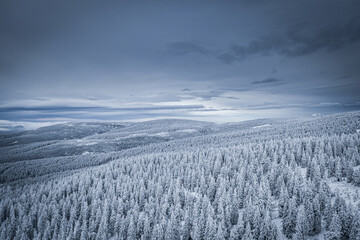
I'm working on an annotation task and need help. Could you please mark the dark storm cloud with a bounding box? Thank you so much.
[166,18,360,65]
[252,78,283,85]
[219,20,360,63]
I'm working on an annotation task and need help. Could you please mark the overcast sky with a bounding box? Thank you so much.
[1,0,360,124]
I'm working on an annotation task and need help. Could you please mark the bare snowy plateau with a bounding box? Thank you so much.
[1,111,360,239]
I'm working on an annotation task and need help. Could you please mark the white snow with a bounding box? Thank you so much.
[329,179,360,205]
[252,124,271,129]
[82,151,93,155]
[127,132,169,138]
[300,167,307,179]
[75,139,98,146]
[176,129,197,133]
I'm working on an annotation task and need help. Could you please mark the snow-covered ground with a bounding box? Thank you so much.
[329,178,360,205]
[0,111,360,240]
[252,123,271,128]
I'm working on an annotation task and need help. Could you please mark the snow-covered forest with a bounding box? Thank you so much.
[1,111,360,240]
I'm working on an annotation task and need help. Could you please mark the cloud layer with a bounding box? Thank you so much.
[1,0,360,123]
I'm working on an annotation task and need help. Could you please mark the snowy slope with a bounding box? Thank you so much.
[0,111,360,239]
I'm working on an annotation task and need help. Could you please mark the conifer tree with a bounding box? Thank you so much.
[293,205,307,240]
[142,215,151,240]
[229,212,244,240]
[151,224,163,240]
[165,210,179,240]
[214,219,226,240]
[181,211,191,240]
[259,210,271,240]
[283,198,297,238]
[335,160,342,181]
[326,213,341,240]
[312,195,322,235]
[73,220,81,240]
[349,208,360,240]
[43,221,51,240]
[205,214,216,240]
[278,185,288,218]
[127,216,137,240]
[80,219,88,240]
[252,207,262,239]
[324,201,333,230]
[243,222,254,240]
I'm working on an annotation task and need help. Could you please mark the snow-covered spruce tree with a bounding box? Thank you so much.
[151,224,163,240]
[353,168,360,186]
[142,215,151,240]
[165,208,180,240]
[324,200,334,230]
[181,211,191,240]
[310,194,322,235]
[205,212,217,240]
[278,184,289,218]
[282,197,297,238]
[334,159,342,181]
[243,222,254,240]
[127,215,137,240]
[252,206,262,239]
[349,207,360,240]
[293,205,308,240]
[326,213,342,240]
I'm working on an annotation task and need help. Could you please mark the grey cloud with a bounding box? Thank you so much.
[0,105,205,113]
[216,53,238,64]
[219,88,251,92]
[334,75,351,80]
[219,20,360,63]
[170,20,360,64]
[181,90,224,100]
[84,97,99,101]
[283,20,360,56]
[242,102,347,111]
[252,78,283,85]
[300,82,360,101]
[0,104,207,121]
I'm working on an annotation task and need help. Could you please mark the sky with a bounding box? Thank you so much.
[1,0,360,127]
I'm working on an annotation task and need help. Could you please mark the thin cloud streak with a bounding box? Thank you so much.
[252,78,283,85]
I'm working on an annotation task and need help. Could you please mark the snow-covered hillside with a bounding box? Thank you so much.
[1,111,360,239]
